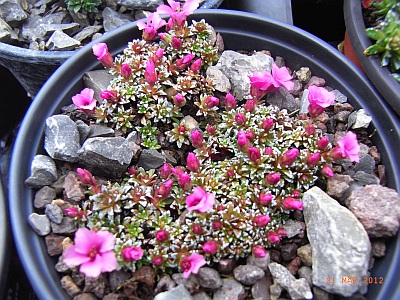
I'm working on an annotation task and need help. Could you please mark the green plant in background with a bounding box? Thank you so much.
[362,0,400,82]
[64,0,102,13]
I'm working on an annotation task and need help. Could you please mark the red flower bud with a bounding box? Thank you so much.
[254,215,271,227]
[252,245,267,258]
[306,152,321,166]
[265,172,280,185]
[190,58,202,72]
[192,224,203,235]
[186,152,200,172]
[281,148,299,165]
[156,229,169,242]
[205,96,219,108]
[247,147,261,163]
[259,193,273,205]
[172,36,182,49]
[152,255,164,266]
[262,118,274,131]
[121,63,132,79]
[202,241,218,254]
[225,92,237,110]
[305,125,315,135]
[317,136,330,150]
[234,113,246,125]
[322,165,334,178]
[244,99,256,112]
[191,129,204,148]
[283,197,303,210]
[206,125,216,135]
[160,163,172,179]
[267,232,280,244]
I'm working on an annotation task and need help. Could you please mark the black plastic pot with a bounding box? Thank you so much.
[344,0,400,117]
[8,9,400,300]
[0,0,222,98]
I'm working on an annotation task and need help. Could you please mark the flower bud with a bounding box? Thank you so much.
[283,197,303,210]
[191,129,204,148]
[290,190,301,198]
[262,118,274,131]
[173,93,186,107]
[225,92,237,110]
[259,192,273,205]
[202,241,218,254]
[244,99,256,112]
[277,228,287,237]
[212,221,222,230]
[267,232,280,244]
[158,179,173,197]
[281,148,299,165]
[234,113,246,125]
[247,147,261,163]
[322,165,334,178]
[245,130,255,140]
[129,166,137,176]
[172,36,182,49]
[308,102,325,117]
[254,215,271,227]
[237,131,250,149]
[160,163,172,179]
[152,255,164,266]
[317,136,330,150]
[190,58,202,72]
[175,53,195,69]
[330,146,345,160]
[100,90,118,103]
[121,246,144,261]
[65,207,79,218]
[206,125,216,135]
[205,96,219,108]
[121,63,132,79]
[252,245,267,258]
[306,152,321,166]
[305,125,315,135]
[265,172,280,185]
[145,59,157,86]
[192,224,203,235]
[76,168,96,185]
[186,152,200,172]
[226,170,234,178]
[263,147,273,156]
[156,230,169,242]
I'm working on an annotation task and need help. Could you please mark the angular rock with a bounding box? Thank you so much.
[88,124,115,138]
[117,0,164,10]
[63,172,85,202]
[298,266,313,287]
[233,265,264,285]
[266,86,298,113]
[206,66,231,93]
[61,275,81,298]
[195,267,222,290]
[155,275,176,294]
[102,7,134,32]
[46,30,81,50]
[28,213,51,236]
[45,203,64,224]
[297,244,312,267]
[251,275,271,300]
[326,174,354,201]
[0,0,27,23]
[45,115,80,162]
[171,273,200,294]
[216,50,273,100]
[280,243,298,262]
[34,185,57,208]
[213,278,245,300]
[352,171,380,186]
[72,25,102,42]
[84,274,108,298]
[346,185,400,238]
[109,270,132,292]
[77,136,134,178]
[268,262,312,300]
[51,217,78,234]
[137,149,166,170]
[246,252,271,271]
[83,70,114,101]
[154,284,193,300]
[348,109,372,129]
[25,154,58,188]
[303,186,371,296]
[0,17,18,43]
[282,219,306,238]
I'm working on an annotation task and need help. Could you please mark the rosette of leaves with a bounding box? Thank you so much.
[64,0,102,13]
[363,0,400,81]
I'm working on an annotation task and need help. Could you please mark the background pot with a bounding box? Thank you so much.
[0,0,223,98]
[344,0,400,117]
[8,9,400,300]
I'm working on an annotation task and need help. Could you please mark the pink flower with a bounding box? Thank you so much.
[175,53,195,69]
[254,215,271,227]
[191,129,204,148]
[202,241,219,254]
[63,228,117,278]
[271,64,294,91]
[157,0,199,27]
[337,131,360,162]
[155,230,169,243]
[252,245,267,258]
[190,58,202,72]
[247,147,261,163]
[259,192,273,205]
[262,118,274,131]
[283,197,303,210]
[100,90,118,103]
[137,12,166,41]
[173,93,186,107]
[121,246,144,261]
[267,232,280,244]
[180,253,206,279]
[92,43,113,67]
[121,63,132,79]
[235,113,246,125]
[308,85,335,108]
[249,71,276,92]
[160,163,172,179]
[281,148,299,165]
[186,152,200,172]
[306,152,321,166]
[322,165,335,178]
[145,60,158,86]
[265,172,281,185]
[186,186,215,213]
[76,168,96,185]
[225,92,237,110]
[72,88,97,112]
[205,96,219,108]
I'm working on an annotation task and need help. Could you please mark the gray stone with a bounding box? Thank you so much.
[77,136,134,178]
[332,89,348,103]
[299,89,309,115]
[63,172,85,202]
[72,25,102,42]
[352,171,380,186]
[266,86,298,112]
[51,217,78,234]
[117,0,164,10]
[171,273,200,294]
[155,275,176,294]
[206,66,231,93]
[28,213,51,236]
[83,70,114,101]
[102,7,134,32]
[109,270,132,292]
[34,186,56,209]
[298,266,313,287]
[297,244,312,267]
[46,30,81,50]
[346,185,400,238]
[268,262,313,300]
[76,120,91,144]
[45,204,64,224]
[302,186,371,296]
[45,115,80,162]
[269,283,283,300]
[251,276,271,300]
[0,0,27,23]
[0,17,18,43]
[246,252,271,271]
[354,154,376,174]
[88,124,115,138]
[216,50,274,100]
[282,219,306,238]
[154,284,193,300]
[348,109,372,129]
[193,291,212,300]
[25,154,58,188]
[233,265,264,285]
[195,267,222,290]
[137,149,166,170]
[213,278,245,300]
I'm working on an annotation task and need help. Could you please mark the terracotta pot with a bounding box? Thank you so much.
[8,9,400,299]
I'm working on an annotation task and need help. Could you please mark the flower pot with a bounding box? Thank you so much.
[0,0,223,98]
[8,9,400,300]
[343,0,400,117]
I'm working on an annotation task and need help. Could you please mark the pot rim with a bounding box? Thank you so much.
[8,9,400,300]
